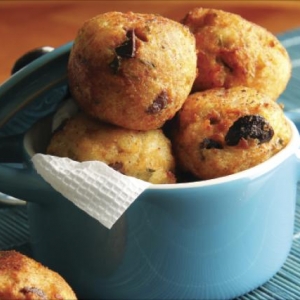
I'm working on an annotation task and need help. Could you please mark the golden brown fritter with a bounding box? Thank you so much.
[0,250,77,300]
[173,87,291,180]
[68,11,197,130]
[47,112,176,184]
[182,7,291,100]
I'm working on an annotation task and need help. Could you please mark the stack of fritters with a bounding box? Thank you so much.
[48,8,292,182]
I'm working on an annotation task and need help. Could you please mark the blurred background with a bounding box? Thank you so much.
[1,0,300,83]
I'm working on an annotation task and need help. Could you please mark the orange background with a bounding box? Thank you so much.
[0,1,300,84]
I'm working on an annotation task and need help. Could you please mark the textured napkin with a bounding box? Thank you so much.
[31,98,150,229]
[32,154,150,229]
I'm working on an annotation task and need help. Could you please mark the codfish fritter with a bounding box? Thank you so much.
[182,7,291,100]
[68,11,197,130]
[173,87,291,180]
[0,250,77,300]
[47,112,176,184]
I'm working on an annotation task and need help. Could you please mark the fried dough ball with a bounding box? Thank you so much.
[173,87,291,180]
[68,11,197,130]
[47,112,176,184]
[182,8,291,100]
[0,250,77,300]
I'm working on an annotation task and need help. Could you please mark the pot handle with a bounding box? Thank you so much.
[0,164,55,205]
[0,134,57,204]
[0,46,58,205]
[11,46,55,75]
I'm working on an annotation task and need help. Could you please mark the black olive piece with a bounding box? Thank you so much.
[11,46,54,74]
[115,29,136,58]
[199,138,223,149]
[146,90,168,114]
[109,56,121,74]
[225,115,274,146]
[109,29,137,74]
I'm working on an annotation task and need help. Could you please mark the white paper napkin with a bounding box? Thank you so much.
[32,154,150,229]
[31,98,151,229]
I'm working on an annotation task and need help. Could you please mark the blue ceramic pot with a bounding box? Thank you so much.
[0,43,300,300]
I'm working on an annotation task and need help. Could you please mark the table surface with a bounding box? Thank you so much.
[1,1,300,299]
[0,1,300,83]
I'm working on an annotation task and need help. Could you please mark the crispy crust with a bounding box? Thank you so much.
[173,87,291,179]
[47,112,176,184]
[0,251,77,300]
[68,11,197,130]
[182,7,291,100]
